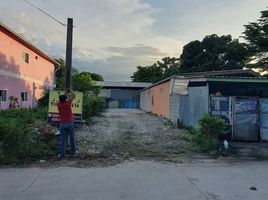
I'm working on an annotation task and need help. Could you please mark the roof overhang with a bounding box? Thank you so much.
[207,77,268,83]
[0,23,58,65]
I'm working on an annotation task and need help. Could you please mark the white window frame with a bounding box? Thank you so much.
[22,52,29,63]
[21,91,28,102]
[0,89,7,102]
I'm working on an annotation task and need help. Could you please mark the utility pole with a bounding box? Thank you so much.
[65,18,73,90]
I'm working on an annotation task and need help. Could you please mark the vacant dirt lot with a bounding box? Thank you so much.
[36,109,200,167]
[77,109,195,161]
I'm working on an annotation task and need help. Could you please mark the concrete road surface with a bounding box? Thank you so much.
[1,160,268,200]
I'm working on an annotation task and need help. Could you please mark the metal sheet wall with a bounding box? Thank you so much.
[179,86,209,128]
[111,89,140,101]
[140,90,150,111]
[108,100,118,108]
[179,95,190,127]
[260,98,268,141]
[169,93,180,124]
[233,97,258,141]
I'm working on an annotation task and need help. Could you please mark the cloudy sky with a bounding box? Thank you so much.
[0,0,267,81]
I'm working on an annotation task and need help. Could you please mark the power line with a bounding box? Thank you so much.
[23,0,67,26]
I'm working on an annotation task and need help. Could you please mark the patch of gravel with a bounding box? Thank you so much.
[74,109,197,165]
[29,109,205,168]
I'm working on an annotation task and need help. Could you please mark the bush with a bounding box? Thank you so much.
[0,108,57,164]
[192,114,225,152]
[37,91,49,107]
[82,94,105,121]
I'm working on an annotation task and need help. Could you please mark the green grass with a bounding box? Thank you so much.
[0,108,57,165]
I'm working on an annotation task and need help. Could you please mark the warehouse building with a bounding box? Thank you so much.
[140,69,268,142]
[96,81,151,109]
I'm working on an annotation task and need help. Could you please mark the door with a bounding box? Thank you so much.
[233,97,258,141]
[260,98,268,141]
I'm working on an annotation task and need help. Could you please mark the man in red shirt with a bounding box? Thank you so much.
[57,90,76,158]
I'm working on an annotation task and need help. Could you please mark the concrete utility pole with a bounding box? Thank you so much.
[65,18,73,90]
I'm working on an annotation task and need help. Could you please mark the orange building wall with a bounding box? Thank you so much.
[149,81,170,118]
[0,28,54,84]
[0,26,55,109]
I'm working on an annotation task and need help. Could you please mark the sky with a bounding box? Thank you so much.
[0,0,267,81]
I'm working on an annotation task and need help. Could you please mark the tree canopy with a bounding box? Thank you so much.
[54,59,103,93]
[131,8,268,82]
[131,57,180,83]
[243,9,268,71]
[131,35,248,82]
[179,34,249,73]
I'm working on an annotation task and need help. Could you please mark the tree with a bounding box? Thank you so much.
[54,59,103,93]
[131,57,180,83]
[243,9,268,71]
[90,73,104,81]
[54,58,79,90]
[72,72,93,92]
[157,57,180,77]
[179,34,249,73]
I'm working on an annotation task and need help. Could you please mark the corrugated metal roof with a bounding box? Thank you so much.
[172,79,189,95]
[207,76,268,83]
[95,81,152,88]
[140,69,262,92]
[140,75,180,92]
[182,69,260,77]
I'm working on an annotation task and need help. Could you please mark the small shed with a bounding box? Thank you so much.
[140,69,268,142]
[96,81,151,109]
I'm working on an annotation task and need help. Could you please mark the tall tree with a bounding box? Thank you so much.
[131,57,180,83]
[54,59,103,91]
[131,64,163,83]
[90,73,104,81]
[72,72,93,92]
[243,9,268,71]
[179,34,248,73]
[157,57,180,77]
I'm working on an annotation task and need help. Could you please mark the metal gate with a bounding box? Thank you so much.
[233,97,258,141]
[210,96,233,140]
[260,98,268,141]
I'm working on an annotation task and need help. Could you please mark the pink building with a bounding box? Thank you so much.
[0,23,57,110]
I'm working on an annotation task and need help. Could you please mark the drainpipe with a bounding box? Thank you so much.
[32,82,36,108]
[53,62,61,90]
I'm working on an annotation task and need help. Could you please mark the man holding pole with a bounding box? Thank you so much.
[57,89,77,158]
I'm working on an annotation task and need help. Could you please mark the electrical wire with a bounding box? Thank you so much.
[23,0,67,26]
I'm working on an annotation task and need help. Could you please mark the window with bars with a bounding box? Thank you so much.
[21,92,28,102]
[0,90,7,101]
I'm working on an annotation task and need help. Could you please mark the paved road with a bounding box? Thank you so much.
[1,160,268,200]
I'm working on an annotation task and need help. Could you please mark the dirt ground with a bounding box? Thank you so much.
[25,109,268,168]
[36,109,201,168]
[77,109,196,160]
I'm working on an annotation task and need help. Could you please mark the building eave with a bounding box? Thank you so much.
[0,23,58,65]
[207,77,268,83]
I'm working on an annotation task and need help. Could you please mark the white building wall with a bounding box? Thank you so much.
[140,90,150,111]
[169,93,180,125]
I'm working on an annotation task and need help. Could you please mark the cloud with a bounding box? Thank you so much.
[17,12,31,28]
[73,44,168,81]
[145,0,268,41]
[1,0,267,81]
[44,37,52,47]
[106,44,166,58]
